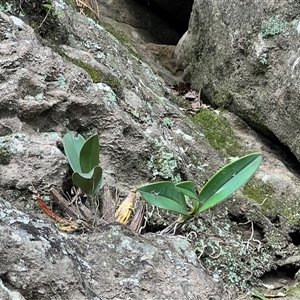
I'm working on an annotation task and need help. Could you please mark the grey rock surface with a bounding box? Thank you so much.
[0,8,221,196]
[0,197,228,299]
[176,0,300,161]
[1,1,300,299]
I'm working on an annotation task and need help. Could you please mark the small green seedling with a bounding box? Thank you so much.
[63,131,103,197]
[39,3,64,29]
[138,153,262,223]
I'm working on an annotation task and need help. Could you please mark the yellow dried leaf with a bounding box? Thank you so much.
[115,189,137,225]
[57,222,79,233]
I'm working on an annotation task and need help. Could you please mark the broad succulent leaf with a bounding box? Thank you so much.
[72,166,103,196]
[79,133,100,173]
[63,131,85,173]
[175,181,198,200]
[197,153,262,213]
[138,181,189,215]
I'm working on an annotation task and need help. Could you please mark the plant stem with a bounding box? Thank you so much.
[38,8,51,28]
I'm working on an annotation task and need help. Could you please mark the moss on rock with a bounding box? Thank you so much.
[191,109,243,158]
[243,177,274,211]
[0,150,12,165]
[57,48,123,98]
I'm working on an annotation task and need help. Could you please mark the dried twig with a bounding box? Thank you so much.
[50,188,98,223]
[76,0,100,21]
[100,184,116,223]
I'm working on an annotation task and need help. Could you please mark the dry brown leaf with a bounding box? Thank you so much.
[191,100,200,110]
[128,202,145,232]
[264,292,287,298]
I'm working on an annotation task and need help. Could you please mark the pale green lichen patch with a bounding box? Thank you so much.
[191,216,273,291]
[147,138,181,183]
[263,229,287,251]
[94,82,117,105]
[261,15,298,38]
[0,133,28,164]
[191,109,243,157]
[24,93,44,101]
[54,75,67,90]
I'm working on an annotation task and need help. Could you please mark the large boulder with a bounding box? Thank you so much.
[0,8,221,196]
[2,1,300,299]
[175,0,300,161]
[0,197,228,299]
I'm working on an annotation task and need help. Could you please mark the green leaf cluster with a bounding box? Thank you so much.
[62,130,262,228]
[138,153,262,220]
[63,131,103,196]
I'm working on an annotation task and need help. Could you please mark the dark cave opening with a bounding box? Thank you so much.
[261,265,298,285]
[289,231,300,246]
[137,0,194,41]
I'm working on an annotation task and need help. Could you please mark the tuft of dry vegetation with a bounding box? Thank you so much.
[76,0,100,21]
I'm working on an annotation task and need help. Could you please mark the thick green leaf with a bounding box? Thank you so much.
[175,181,198,200]
[79,133,100,173]
[63,131,85,173]
[138,181,189,215]
[197,153,262,213]
[72,166,103,196]
[176,181,201,214]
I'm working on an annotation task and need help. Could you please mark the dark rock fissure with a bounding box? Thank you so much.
[139,0,193,42]
[248,126,300,179]
[289,231,300,246]
[261,265,298,283]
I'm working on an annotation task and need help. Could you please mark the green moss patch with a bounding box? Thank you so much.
[57,48,123,98]
[191,109,243,157]
[102,22,139,58]
[169,95,191,109]
[244,178,300,226]
[0,150,12,165]
[243,178,274,211]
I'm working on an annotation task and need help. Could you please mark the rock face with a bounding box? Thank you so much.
[0,6,225,299]
[0,7,221,195]
[2,1,300,299]
[96,0,180,44]
[0,198,228,300]
[176,0,300,161]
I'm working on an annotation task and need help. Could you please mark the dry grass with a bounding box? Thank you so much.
[76,0,100,20]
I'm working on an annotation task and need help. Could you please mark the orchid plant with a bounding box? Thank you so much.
[138,153,262,226]
[63,131,103,198]
[63,131,262,232]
